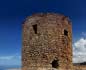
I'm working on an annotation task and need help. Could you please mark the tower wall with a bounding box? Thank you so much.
[22,13,73,70]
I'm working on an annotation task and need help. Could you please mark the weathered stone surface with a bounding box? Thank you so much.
[22,13,86,70]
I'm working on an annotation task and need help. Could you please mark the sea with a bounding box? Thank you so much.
[0,65,21,70]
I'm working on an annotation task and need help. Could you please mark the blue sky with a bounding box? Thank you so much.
[0,0,86,67]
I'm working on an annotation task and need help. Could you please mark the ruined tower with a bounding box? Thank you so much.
[22,13,73,70]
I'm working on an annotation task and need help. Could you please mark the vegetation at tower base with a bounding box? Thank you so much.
[22,13,86,70]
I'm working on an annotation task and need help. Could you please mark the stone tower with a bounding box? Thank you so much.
[22,13,73,70]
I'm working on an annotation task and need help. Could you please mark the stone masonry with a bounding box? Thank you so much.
[22,13,86,70]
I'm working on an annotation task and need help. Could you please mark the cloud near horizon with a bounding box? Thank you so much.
[0,55,21,66]
[0,56,14,60]
[73,37,86,63]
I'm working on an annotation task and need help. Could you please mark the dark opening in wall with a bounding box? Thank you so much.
[64,30,68,36]
[62,16,66,20]
[32,24,37,34]
[51,59,59,68]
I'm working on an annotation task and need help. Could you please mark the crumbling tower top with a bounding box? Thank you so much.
[23,13,71,26]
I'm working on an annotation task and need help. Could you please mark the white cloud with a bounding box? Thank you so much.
[0,56,21,60]
[0,56,14,60]
[73,37,86,63]
[0,55,21,66]
[7,68,21,70]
